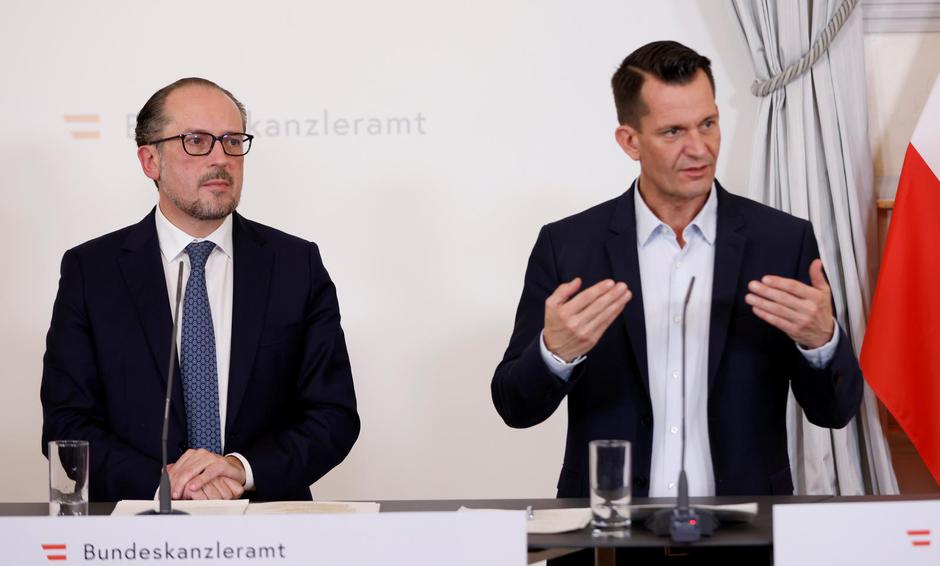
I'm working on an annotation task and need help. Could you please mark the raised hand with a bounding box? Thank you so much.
[544,278,632,362]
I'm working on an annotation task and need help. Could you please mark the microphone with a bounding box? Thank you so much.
[139,261,188,515]
[645,276,718,541]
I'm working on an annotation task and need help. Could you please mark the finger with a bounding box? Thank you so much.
[169,448,210,477]
[169,453,214,499]
[168,465,191,500]
[755,275,819,300]
[751,306,799,336]
[747,280,812,312]
[563,279,618,314]
[184,461,225,493]
[206,456,245,483]
[222,477,245,499]
[193,478,222,500]
[580,287,632,339]
[186,455,245,492]
[169,449,194,472]
[570,282,630,326]
[214,479,234,500]
[168,458,197,498]
[187,485,208,500]
[546,278,583,308]
[212,476,244,500]
[745,292,807,325]
[197,478,228,500]
[808,259,828,290]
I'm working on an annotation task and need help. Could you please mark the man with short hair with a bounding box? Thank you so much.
[492,41,862,504]
[41,77,360,501]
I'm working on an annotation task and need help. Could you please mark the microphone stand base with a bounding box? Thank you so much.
[645,507,719,543]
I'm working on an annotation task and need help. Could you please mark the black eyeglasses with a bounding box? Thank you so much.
[148,132,254,156]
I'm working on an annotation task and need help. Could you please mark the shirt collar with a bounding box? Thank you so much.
[634,180,717,247]
[154,205,234,262]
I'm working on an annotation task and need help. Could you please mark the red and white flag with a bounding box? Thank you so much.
[862,72,940,485]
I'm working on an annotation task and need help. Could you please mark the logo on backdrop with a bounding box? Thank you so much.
[122,111,428,140]
[63,115,100,140]
[41,543,67,561]
[907,529,932,547]
[241,111,428,138]
[66,111,429,141]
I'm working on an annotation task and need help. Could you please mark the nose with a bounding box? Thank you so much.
[684,130,707,158]
[206,137,235,165]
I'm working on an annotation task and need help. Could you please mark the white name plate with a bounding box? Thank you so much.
[774,500,939,565]
[0,511,525,565]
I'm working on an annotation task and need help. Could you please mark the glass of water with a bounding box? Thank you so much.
[48,440,89,516]
[589,439,631,537]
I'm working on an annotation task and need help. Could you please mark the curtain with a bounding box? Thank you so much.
[731,0,898,495]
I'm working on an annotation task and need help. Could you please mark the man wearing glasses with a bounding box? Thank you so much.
[40,78,360,502]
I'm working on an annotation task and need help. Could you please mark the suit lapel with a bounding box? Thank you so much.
[225,213,273,433]
[117,209,186,427]
[708,183,747,394]
[605,185,650,398]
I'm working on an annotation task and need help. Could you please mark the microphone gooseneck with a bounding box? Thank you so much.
[139,261,188,515]
[646,276,719,541]
[677,276,694,514]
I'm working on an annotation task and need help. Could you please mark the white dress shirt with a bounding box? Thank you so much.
[541,183,838,497]
[635,186,717,497]
[154,206,254,490]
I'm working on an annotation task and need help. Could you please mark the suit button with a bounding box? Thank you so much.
[634,477,648,488]
[640,415,653,427]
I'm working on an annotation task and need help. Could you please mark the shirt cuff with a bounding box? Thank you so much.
[539,330,586,382]
[795,318,840,369]
[227,452,255,491]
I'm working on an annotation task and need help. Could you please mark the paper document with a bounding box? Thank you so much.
[246,501,381,515]
[458,506,592,534]
[112,499,250,516]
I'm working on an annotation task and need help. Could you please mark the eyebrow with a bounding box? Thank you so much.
[181,129,245,135]
[656,113,719,133]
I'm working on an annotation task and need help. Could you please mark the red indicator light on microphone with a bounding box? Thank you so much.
[690,519,697,526]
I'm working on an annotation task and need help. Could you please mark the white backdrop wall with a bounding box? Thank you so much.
[0,1,759,502]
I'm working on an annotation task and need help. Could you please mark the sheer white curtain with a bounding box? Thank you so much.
[731,0,898,495]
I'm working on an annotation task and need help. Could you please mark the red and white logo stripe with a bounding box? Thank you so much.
[907,529,931,547]
[41,543,67,561]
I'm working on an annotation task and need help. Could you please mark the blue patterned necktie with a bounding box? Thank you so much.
[180,241,222,454]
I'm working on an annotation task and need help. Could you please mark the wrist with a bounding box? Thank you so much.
[224,455,247,485]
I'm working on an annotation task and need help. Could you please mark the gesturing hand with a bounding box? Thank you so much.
[745,258,835,349]
[543,277,632,362]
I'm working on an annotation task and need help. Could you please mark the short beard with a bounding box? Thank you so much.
[169,190,238,221]
[159,159,239,221]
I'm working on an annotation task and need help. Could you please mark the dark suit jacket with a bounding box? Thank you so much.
[491,183,863,497]
[41,209,360,502]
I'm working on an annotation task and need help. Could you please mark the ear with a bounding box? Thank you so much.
[615,124,641,161]
[137,145,161,183]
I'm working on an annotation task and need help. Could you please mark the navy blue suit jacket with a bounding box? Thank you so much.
[41,210,360,502]
[491,183,863,497]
